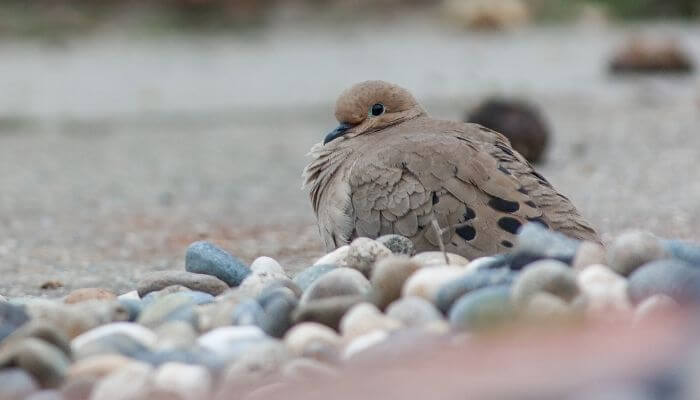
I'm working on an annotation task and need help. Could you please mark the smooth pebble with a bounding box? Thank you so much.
[300,267,370,305]
[511,260,579,308]
[608,231,666,276]
[185,241,250,287]
[385,296,443,327]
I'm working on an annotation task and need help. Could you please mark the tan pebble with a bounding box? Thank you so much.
[524,292,572,321]
[402,266,467,302]
[314,245,350,267]
[572,241,607,271]
[88,362,153,400]
[370,255,422,310]
[283,322,341,356]
[411,252,469,267]
[64,288,116,304]
[67,354,133,380]
[339,302,402,339]
[153,362,212,400]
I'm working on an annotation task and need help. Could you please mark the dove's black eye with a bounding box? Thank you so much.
[370,103,385,116]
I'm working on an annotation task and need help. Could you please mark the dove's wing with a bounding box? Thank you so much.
[343,126,550,259]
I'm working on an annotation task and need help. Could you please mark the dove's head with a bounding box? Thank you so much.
[324,80,425,145]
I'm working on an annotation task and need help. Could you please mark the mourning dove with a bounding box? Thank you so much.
[303,81,600,260]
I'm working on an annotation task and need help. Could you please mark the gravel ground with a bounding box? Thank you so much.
[0,19,699,297]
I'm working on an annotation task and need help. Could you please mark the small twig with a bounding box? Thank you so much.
[431,216,450,265]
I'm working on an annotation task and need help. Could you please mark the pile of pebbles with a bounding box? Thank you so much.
[1,223,700,400]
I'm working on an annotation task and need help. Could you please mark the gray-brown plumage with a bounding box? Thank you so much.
[303,81,600,260]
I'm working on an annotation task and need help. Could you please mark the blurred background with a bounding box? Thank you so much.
[0,0,698,297]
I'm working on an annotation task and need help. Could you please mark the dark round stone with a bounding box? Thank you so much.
[466,98,550,163]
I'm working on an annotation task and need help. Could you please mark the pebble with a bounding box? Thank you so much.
[435,267,517,314]
[344,237,393,277]
[339,302,402,339]
[4,322,72,358]
[117,298,142,322]
[0,301,30,342]
[411,251,469,267]
[292,295,365,331]
[153,362,212,400]
[137,292,200,329]
[283,322,341,357]
[137,271,229,297]
[67,354,134,380]
[238,272,290,299]
[250,256,285,275]
[293,264,338,292]
[282,358,338,381]
[0,368,39,400]
[385,296,443,327]
[523,292,572,321]
[464,256,508,272]
[231,299,267,327]
[118,290,140,301]
[185,241,251,287]
[627,259,700,305]
[0,338,70,388]
[59,377,96,400]
[402,266,468,303]
[64,288,116,304]
[196,326,266,356]
[89,362,154,400]
[510,223,580,269]
[258,280,302,299]
[140,285,192,307]
[448,286,514,331]
[608,231,666,276]
[314,245,350,267]
[662,239,700,267]
[257,288,298,338]
[300,267,371,305]
[577,264,631,315]
[24,300,130,339]
[72,332,151,361]
[511,260,579,308]
[369,255,422,310]
[572,241,607,271]
[634,294,680,323]
[376,234,415,256]
[223,340,291,382]
[342,330,388,360]
[71,322,157,353]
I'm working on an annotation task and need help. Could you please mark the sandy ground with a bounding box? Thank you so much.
[0,20,699,297]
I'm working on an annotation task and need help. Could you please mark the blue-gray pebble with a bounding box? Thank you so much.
[662,239,700,267]
[293,264,337,292]
[185,241,250,287]
[448,286,514,331]
[0,302,29,342]
[509,223,580,269]
[231,299,268,327]
[436,268,517,314]
[628,259,700,305]
[117,299,142,322]
[258,289,298,338]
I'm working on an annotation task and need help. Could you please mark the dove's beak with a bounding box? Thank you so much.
[324,122,352,145]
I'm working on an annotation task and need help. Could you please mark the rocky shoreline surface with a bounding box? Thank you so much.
[1,223,700,399]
